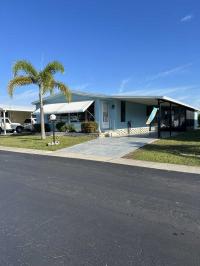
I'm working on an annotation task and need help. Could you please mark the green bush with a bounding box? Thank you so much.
[61,124,76,133]
[33,123,51,132]
[60,124,66,132]
[81,121,98,133]
[56,121,65,131]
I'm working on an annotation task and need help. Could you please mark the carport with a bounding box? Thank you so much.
[0,104,35,135]
[113,96,199,138]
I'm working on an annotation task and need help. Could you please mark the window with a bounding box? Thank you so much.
[77,112,85,122]
[121,101,126,122]
[24,119,31,123]
[70,113,78,122]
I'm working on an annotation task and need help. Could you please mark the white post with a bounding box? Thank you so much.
[98,110,101,133]
[3,110,6,135]
[194,111,198,129]
[30,112,33,131]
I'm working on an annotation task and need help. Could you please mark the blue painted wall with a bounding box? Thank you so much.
[115,100,147,128]
[100,99,147,130]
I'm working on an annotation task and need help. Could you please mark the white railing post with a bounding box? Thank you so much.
[3,110,6,135]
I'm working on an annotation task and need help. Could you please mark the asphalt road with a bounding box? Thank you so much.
[0,151,200,266]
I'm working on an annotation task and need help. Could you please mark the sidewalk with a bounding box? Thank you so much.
[0,145,199,175]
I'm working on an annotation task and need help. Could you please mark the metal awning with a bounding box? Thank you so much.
[0,104,35,112]
[34,100,94,114]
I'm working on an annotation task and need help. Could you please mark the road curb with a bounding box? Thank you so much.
[0,145,199,174]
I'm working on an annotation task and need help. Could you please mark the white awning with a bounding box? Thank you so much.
[34,100,94,114]
[0,104,35,112]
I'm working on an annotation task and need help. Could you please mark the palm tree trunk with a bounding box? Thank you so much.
[39,85,46,140]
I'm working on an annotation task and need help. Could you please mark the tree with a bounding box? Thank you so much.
[8,60,71,139]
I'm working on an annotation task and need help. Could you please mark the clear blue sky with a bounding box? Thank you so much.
[0,0,199,107]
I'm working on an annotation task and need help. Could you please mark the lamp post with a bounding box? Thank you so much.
[50,114,56,144]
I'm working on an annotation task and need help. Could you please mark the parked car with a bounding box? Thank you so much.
[23,118,37,131]
[0,117,24,134]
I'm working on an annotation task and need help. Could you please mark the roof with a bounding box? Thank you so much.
[110,96,200,111]
[34,100,94,115]
[31,90,108,105]
[0,104,35,112]
[32,90,199,111]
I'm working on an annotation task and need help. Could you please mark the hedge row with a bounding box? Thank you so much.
[34,121,98,133]
[81,122,98,133]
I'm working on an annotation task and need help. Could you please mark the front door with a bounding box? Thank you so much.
[102,102,109,129]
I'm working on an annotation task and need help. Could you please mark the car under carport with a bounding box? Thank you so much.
[0,104,35,135]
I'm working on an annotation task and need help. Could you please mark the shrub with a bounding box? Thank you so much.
[81,121,98,133]
[33,123,51,132]
[56,121,65,131]
[60,124,76,133]
[60,124,66,132]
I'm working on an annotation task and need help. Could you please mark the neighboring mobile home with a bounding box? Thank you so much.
[33,90,199,137]
[0,104,35,124]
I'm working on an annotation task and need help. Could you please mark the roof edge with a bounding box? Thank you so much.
[32,91,200,112]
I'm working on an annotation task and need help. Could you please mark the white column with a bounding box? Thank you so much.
[194,111,198,129]
[98,107,101,133]
[3,110,6,135]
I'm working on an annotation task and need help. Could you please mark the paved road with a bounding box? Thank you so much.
[0,151,200,266]
[60,136,155,159]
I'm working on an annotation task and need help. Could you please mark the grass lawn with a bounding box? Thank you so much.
[125,130,200,167]
[0,134,95,151]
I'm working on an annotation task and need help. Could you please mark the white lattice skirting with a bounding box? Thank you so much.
[102,127,157,137]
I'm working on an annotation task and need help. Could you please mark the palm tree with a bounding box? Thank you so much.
[8,60,71,139]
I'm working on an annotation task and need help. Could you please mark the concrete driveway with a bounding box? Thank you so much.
[59,136,156,159]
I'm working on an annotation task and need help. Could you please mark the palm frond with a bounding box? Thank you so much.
[8,76,34,97]
[43,61,65,75]
[39,71,54,94]
[53,81,71,102]
[13,60,38,78]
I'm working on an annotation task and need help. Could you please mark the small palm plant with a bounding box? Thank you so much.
[8,60,71,139]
